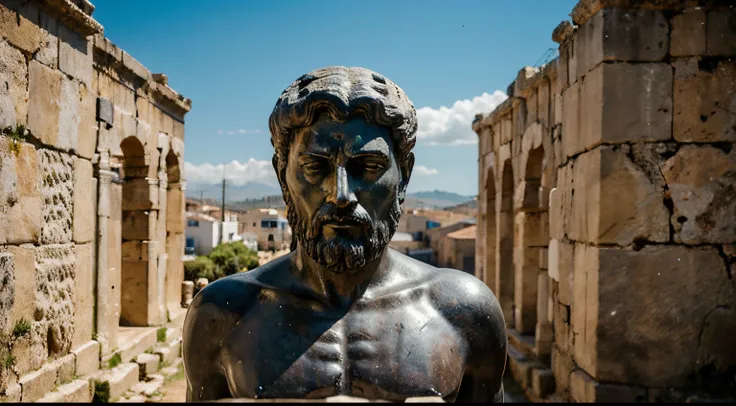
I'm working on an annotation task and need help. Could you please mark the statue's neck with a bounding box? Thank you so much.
[293,244,390,309]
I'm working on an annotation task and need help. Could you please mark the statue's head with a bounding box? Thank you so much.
[269,66,417,273]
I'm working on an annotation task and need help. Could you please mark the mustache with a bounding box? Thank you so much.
[307,203,372,240]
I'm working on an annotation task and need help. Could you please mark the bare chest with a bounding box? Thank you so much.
[220,294,467,400]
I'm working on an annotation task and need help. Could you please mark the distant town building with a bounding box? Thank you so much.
[185,213,239,255]
[238,208,291,251]
[443,225,476,274]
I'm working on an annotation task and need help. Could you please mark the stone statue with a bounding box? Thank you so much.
[182,66,508,403]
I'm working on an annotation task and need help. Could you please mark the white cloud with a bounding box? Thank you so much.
[216,128,263,135]
[184,159,277,186]
[413,165,439,176]
[416,90,508,146]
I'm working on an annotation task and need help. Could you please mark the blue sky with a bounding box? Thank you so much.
[93,0,576,197]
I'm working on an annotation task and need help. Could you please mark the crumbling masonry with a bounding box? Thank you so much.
[474,0,736,402]
[0,0,190,401]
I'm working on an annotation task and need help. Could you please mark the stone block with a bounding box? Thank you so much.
[578,63,672,157]
[571,368,646,403]
[122,210,155,241]
[575,8,668,79]
[571,244,598,375]
[538,247,548,270]
[72,244,95,349]
[18,364,56,402]
[72,340,100,376]
[671,9,706,56]
[698,306,736,373]
[52,353,76,385]
[706,8,736,56]
[0,383,21,402]
[58,24,93,87]
[531,368,555,399]
[579,245,734,387]
[569,146,670,246]
[673,58,736,143]
[507,347,536,390]
[0,1,42,54]
[662,145,735,244]
[99,363,139,401]
[58,379,92,402]
[0,39,29,128]
[172,119,185,141]
[35,11,58,68]
[154,338,181,366]
[561,81,579,160]
[122,241,150,262]
[120,261,150,326]
[121,177,156,211]
[135,353,160,379]
[77,85,97,159]
[28,60,63,147]
[97,97,114,125]
[73,159,96,243]
[0,141,41,245]
[122,51,150,81]
[39,150,75,244]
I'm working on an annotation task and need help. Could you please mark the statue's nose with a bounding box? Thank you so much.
[327,165,357,209]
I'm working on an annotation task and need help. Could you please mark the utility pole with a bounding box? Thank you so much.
[220,169,226,245]
[200,190,203,207]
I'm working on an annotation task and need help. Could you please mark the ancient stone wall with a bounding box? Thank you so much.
[474,0,736,402]
[0,0,190,401]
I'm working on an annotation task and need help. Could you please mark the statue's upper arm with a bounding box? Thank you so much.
[182,287,233,401]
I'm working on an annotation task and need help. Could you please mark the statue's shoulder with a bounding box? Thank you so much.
[185,254,294,324]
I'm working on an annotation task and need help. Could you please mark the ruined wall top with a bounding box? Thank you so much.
[29,0,192,119]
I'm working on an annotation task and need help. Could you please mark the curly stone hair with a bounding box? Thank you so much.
[268,66,418,252]
[268,66,418,189]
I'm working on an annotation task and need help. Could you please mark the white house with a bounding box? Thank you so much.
[185,213,239,256]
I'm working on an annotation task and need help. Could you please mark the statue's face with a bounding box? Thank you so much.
[284,115,403,273]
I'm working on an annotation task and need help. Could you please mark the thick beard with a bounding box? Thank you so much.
[287,196,402,274]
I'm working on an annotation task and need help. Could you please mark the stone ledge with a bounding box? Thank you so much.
[569,0,735,27]
[33,0,103,36]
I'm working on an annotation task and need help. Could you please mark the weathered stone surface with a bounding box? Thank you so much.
[570,368,645,403]
[72,244,94,349]
[39,150,75,244]
[662,145,735,244]
[73,159,96,243]
[0,253,14,334]
[674,58,736,143]
[561,81,579,160]
[28,60,63,147]
[72,340,99,376]
[575,8,668,80]
[18,363,56,402]
[698,306,736,373]
[554,302,573,355]
[34,244,76,357]
[97,97,114,125]
[99,363,139,401]
[583,246,735,387]
[706,8,736,57]
[122,51,151,81]
[35,11,59,68]
[571,146,670,246]
[39,379,91,403]
[548,164,573,240]
[0,39,29,128]
[77,85,97,159]
[122,177,156,211]
[57,77,82,152]
[576,63,672,157]
[671,9,706,56]
[0,383,21,402]
[58,24,93,87]
[52,353,76,385]
[122,210,156,241]
[135,353,160,378]
[0,1,42,54]
[0,140,41,245]
[531,368,555,399]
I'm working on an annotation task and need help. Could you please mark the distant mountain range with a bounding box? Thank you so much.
[186,183,475,210]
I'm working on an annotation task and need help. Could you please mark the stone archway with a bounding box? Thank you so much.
[119,136,155,326]
[485,168,497,292]
[165,149,185,315]
[497,160,515,326]
[515,146,546,335]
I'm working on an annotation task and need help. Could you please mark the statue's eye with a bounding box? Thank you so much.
[303,161,324,173]
[363,163,383,172]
